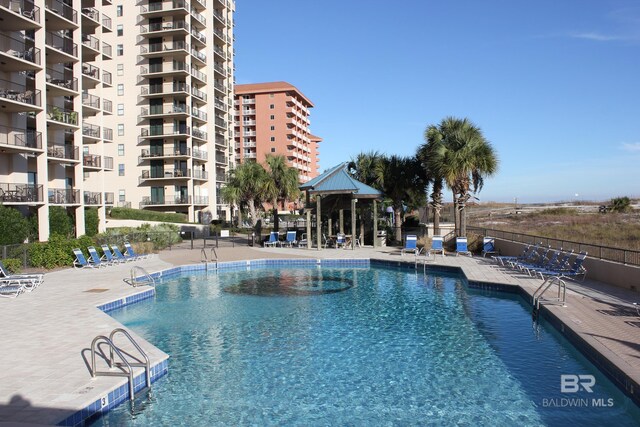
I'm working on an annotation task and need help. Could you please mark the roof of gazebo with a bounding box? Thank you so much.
[300,163,382,198]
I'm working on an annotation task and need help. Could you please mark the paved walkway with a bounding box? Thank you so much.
[1,245,639,425]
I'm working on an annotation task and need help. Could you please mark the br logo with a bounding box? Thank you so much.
[561,374,595,393]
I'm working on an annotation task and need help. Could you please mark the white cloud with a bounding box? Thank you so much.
[621,142,640,152]
[569,32,621,41]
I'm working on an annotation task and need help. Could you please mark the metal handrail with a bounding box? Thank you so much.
[533,277,567,310]
[130,266,155,287]
[109,328,151,389]
[90,335,135,400]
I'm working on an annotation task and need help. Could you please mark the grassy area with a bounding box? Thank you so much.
[470,208,640,251]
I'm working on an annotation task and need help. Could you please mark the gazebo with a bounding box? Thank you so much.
[299,163,383,250]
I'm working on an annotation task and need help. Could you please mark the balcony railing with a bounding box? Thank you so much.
[104,156,113,169]
[102,70,112,86]
[139,147,190,159]
[193,169,208,179]
[84,191,102,205]
[193,196,209,205]
[141,41,189,54]
[142,20,189,33]
[103,127,113,141]
[81,7,99,22]
[139,169,191,184]
[83,153,101,168]
[191,9,206,25]
[0,79,41,107]
[191,67,206,82]
[141,61,189,74]
[192,29,206,44]
[0,33,41,65]
[192,148,207,160]
[48,188,78,205]
[82,92,100,109]
[0,0,41,23]
[141,104,188,116]
[46,67,77,91]
[45,0,77,24]
[0,125,41,150]
[140,195,192,207]
[103,98,113,113]
[81,33,99,51]
[105,192,114,205]
[82,63,100,79]
[102,41,112,57]
[141,81,189,95]
[45,31,77,57]
[216,174,226,182]
[102,13,112,30]
[141,125,189,137]
[82,121,100,138]
[47,143,77,160]
[192,128,207,140]
[47,105,78,125]
[191,87,206,101]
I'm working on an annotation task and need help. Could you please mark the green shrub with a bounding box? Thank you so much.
[85,208,99,237]
[94,223,181,251]
[2,258,23,274]
[28,234,95,269]
[0,205,30,245]
[49,206,74,237]
[610,196,631,213]
[109,207,188,223]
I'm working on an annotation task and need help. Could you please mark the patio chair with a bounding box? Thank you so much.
[281,231,298,247]
[264,231,279,247]
[507,245,550,269]
[456,237,472,257]
[335,233,347,249]
[401,235,419,256]
[87,246,108,267]
[536,252,588,281]
[492,244,536,266]
[101,244,123,264]
[322,234,332,249]
[528,250,574,278]
[0,279,26,298]
[124,242,148,259]
[0,261,43,290]
[515,249,562,275]
[481,237,498,257]
[430,236,445,257]
[73,248,96,268]
[111,245,135,262]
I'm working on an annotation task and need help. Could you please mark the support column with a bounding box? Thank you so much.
[316,195,322,250]
[373,200,378,248]
[306,208,311,249]
[339,209,344,234]
[328,217,332,238]
[351,198,357,250]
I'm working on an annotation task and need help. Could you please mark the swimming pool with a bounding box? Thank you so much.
[90,265,640,426]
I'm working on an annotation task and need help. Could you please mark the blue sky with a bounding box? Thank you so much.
[234,0,640,203]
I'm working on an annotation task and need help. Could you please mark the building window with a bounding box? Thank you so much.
[117,64,124,76]
[118,164,125,176]
[116,5,123,16]
[117,25,123,37]
[270,126,275,131]
[117,144,124,156]
[116,44,124,56]
[117,84,124,96]
[117,104,124,116]
[271,147,276,152]
[119,190,125,202]
[269,104,275,109]
[270,137,275,142]
[270,115,275,120]
[117,124,124,136]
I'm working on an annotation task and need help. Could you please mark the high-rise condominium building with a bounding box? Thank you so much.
[234,82,321,183]
[0,0,235,242]
[114,0,235,223]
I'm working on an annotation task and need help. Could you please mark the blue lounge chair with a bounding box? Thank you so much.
[87,246,108,267]
[430,236,444,257]
[456,237,472,257]
[101,244,123,264]
[493,244,537,266]
[124,242,148,259]
[73,248,96,268]
[401,235,419,256]
[335,233,347,249]
[0,261,43,290]
[536,252,588,280]
[264,231,279,247]
[111,245,135,262]
[0,279,26,298]
[281,231,298,247]
[481,237,498,258]
[527,250,574,278]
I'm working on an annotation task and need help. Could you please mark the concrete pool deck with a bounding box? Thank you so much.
[1,244,639,425]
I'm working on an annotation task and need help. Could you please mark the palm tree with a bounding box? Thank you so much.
[374,155,428,242]
[348,151,383,187]
[220,161,269,227]
[263,154,300,231]
[417,129,444,235]
[423,117,498,236]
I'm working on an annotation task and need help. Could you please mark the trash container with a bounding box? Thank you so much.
[376,230,386,247]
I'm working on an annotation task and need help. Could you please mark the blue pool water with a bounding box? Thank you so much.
[91,266,640,426]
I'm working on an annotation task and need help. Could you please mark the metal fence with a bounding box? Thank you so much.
[468,226,640,266]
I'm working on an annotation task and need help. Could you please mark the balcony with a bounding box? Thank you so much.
[140,0,190,15]
[82,63,100,82]
[0,183,42,204]
[105,192,114,205]
[213,9,226,24]
[141,81,189,96]
[191,86,206,101]
[46,188,77,204]
[139,169,191,184]
[140,40,189,57]
[0,0,41,29]
[192,127,207,141]
[82,121,101,140]
[140,195,192,208]
[102,13,112,31]
[82,92,100,113]
[47,143,78,161]
[80,7,99,27]
[103,98,113,114]
[191,29,206,45]
[45,31,77,61]
[84,191,102,205]
[0,33,41,70]
[191,10,206,27]
[103,127,113,142]
[0,79,41,112]
[0,125,42,152]
[81,34,100,60]
[193,169,208,180]
[44,0,77,27]
[193,196,208,205]
[139,147,190,162]
[102,70,112,86]
[141,20,189,35]
[192,107,207,121]
[192,148,208,160]
[83,153,101,169]
[102,41,112,58]
[191,67,206,83]
[46,67,77,93]
[104,156,114,170]
[47,105,78,126]
[140,61,189,76]
[140,104,188,118]
[140,125,190,138]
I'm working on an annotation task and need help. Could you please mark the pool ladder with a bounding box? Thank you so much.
[129,266,155,287]
[532,276,567,316]
[201,247,218,271]
[90,328,152,401]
